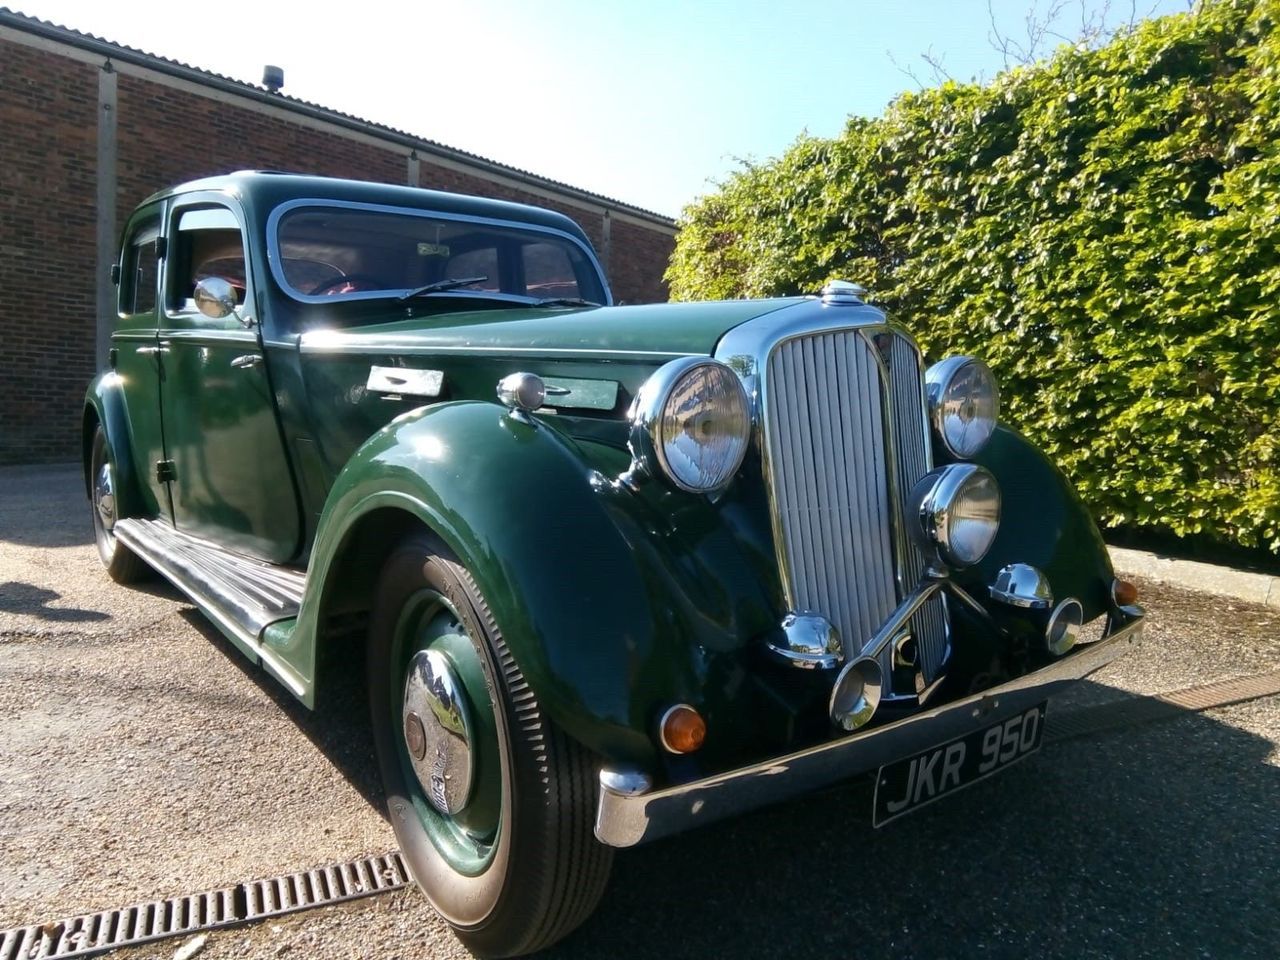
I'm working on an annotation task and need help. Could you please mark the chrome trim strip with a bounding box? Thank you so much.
[114,518,305,631]
[595,612,1144,848]
[264,198,613,307]
[298,336,698,362]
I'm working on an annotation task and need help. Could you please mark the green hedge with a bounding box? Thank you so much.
[667,0,1280,553]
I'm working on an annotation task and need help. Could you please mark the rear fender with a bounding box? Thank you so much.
[83,371,145,519]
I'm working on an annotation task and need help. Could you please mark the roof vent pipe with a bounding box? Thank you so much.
[262,65,284,93]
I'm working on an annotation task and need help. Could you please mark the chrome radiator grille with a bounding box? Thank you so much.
[762,328,949,682]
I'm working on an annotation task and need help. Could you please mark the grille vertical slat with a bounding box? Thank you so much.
[888,337,949,680]
[764,327,948,681]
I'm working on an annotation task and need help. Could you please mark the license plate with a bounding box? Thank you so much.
[873,702,1047,827]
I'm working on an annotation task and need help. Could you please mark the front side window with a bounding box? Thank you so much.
[273,204,606,308]
[119,218,160,316]
[168,207,248,314]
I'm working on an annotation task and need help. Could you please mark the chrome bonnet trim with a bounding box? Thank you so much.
[594,612,1144,848]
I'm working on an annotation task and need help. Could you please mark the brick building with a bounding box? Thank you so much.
[0,9,677,464]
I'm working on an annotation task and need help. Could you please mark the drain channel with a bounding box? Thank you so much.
[1047,668,1280,743]
[0,852,408,960]
[4,669,1278,960]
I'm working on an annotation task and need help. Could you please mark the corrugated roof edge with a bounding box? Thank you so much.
[0,6,678,230]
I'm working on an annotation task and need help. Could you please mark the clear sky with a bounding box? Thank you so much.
[11,0,1191,217]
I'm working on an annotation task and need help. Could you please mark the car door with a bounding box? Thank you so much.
[156,195,300,562]
[112,204,170,519]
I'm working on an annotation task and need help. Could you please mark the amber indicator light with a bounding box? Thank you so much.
[1113,579,1139,606]
[659,704,707,754]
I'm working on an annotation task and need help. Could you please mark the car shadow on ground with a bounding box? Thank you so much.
[0,464,91,549]
[156,614,1280,959]
[176,608,386,813]
[549,685,1278,960]
[0,582,111,622]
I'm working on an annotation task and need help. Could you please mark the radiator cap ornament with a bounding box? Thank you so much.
[820,280,867,305]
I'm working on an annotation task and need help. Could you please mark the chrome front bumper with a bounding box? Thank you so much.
[595,611,1144,848]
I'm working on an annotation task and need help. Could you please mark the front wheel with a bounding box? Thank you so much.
[367,532,612,958]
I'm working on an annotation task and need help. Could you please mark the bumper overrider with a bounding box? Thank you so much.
[595,606,1144,848]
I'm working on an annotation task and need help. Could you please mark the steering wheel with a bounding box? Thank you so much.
[309,273,387,296]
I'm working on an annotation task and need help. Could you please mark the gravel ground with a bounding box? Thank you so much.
[2,463,1277,959]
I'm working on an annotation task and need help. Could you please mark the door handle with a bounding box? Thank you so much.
[230,354,263,369]
[135,345,169,356]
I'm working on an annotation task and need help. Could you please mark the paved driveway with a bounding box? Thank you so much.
[1,464,1277,959]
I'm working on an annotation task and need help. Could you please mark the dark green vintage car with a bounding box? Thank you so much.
[84,171,1145,957]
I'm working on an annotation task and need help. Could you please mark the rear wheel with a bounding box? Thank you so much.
[89,425,148,583]
[367,532,611,958]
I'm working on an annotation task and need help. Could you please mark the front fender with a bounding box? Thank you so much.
[83,371,145,518]
[285,401,729,767]
[963,425,1115,620]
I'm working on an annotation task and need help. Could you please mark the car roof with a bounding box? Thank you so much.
[139,171,595,246]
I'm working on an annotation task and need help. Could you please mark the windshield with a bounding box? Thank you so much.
[272,204,607,305]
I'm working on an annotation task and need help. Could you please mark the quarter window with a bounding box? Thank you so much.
[119,219,160,316]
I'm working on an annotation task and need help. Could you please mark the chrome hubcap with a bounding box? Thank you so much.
[94,462,116,531]
[402,648,475,816]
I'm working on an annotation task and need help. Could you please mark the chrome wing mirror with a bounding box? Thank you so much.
[194,276,253,326]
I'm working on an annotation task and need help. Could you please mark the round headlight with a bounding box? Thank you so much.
[925,356,1000,459]
[630,358,751,493]
[909,463,1001,567]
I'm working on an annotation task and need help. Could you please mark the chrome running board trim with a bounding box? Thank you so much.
[113,518,308,695]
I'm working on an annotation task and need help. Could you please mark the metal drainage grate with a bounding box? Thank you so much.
[1047,668,1280,743]
[0,852,409,960]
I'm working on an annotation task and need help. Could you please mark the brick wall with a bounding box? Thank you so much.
[0,41,99,464]
[0,28,674,464]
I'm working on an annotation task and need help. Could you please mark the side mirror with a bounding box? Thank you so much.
[194,276,251,325]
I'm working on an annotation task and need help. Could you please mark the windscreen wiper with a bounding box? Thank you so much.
[531,297,601,308]
[398,276,489,302]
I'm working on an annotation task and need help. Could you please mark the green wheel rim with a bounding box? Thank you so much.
[390,587,502,876]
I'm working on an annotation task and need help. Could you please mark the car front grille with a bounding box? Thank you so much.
[761,327,949,683]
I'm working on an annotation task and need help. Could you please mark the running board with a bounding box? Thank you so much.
[113,518,306,643]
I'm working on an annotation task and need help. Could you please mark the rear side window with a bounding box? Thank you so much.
[119,219,160,316]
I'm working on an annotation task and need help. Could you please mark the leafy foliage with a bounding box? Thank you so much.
[667,0,1280,552]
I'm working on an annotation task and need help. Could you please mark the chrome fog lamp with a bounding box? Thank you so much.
[629,357,751,494]
[1045,598,1083,656]
[925,356,999,459]
[909,463,1001,568]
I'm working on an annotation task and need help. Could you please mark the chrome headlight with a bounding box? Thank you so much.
[630,357,751,493]
[925,356,999,459]
[909,463,1001,567]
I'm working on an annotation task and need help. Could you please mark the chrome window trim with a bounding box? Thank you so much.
[264,197,613,307]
